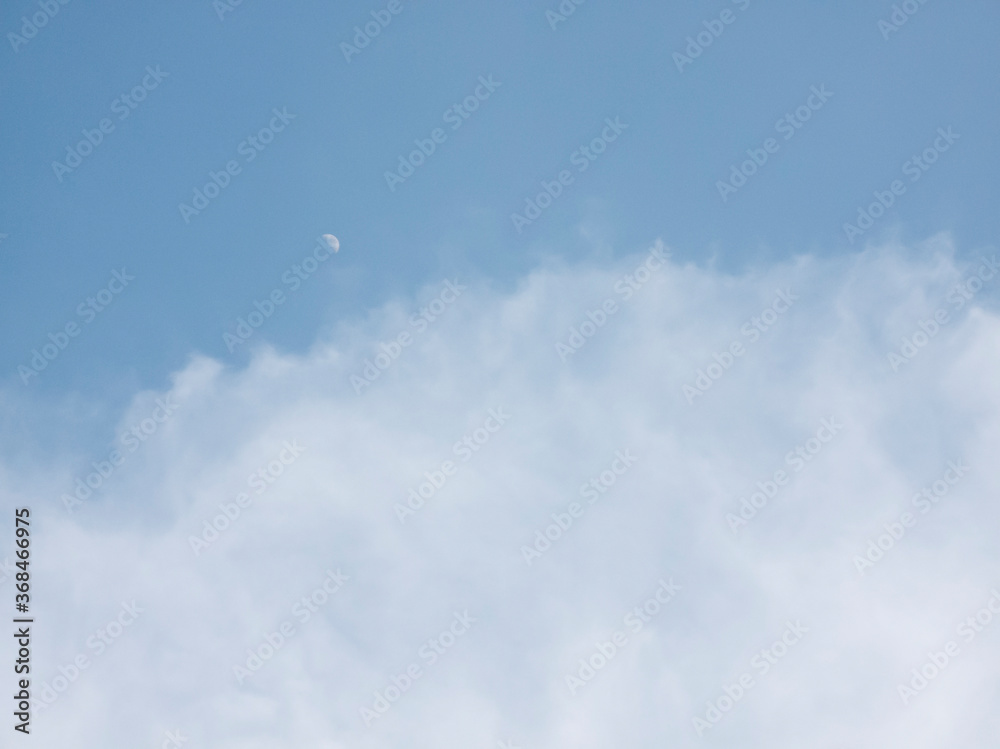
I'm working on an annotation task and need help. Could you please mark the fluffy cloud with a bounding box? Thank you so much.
[4,234,1000,748]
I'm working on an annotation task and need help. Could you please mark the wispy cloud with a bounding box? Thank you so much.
[4,236,1000,747]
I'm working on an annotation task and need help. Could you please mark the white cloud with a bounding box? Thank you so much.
[4,234,1000,747]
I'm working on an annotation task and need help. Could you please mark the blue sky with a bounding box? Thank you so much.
[2,0,998,417]
[3,4,1000,745]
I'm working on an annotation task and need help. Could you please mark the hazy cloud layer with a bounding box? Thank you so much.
[4,235,1000,748]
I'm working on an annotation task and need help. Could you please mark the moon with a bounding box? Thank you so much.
[321,234,340,253]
